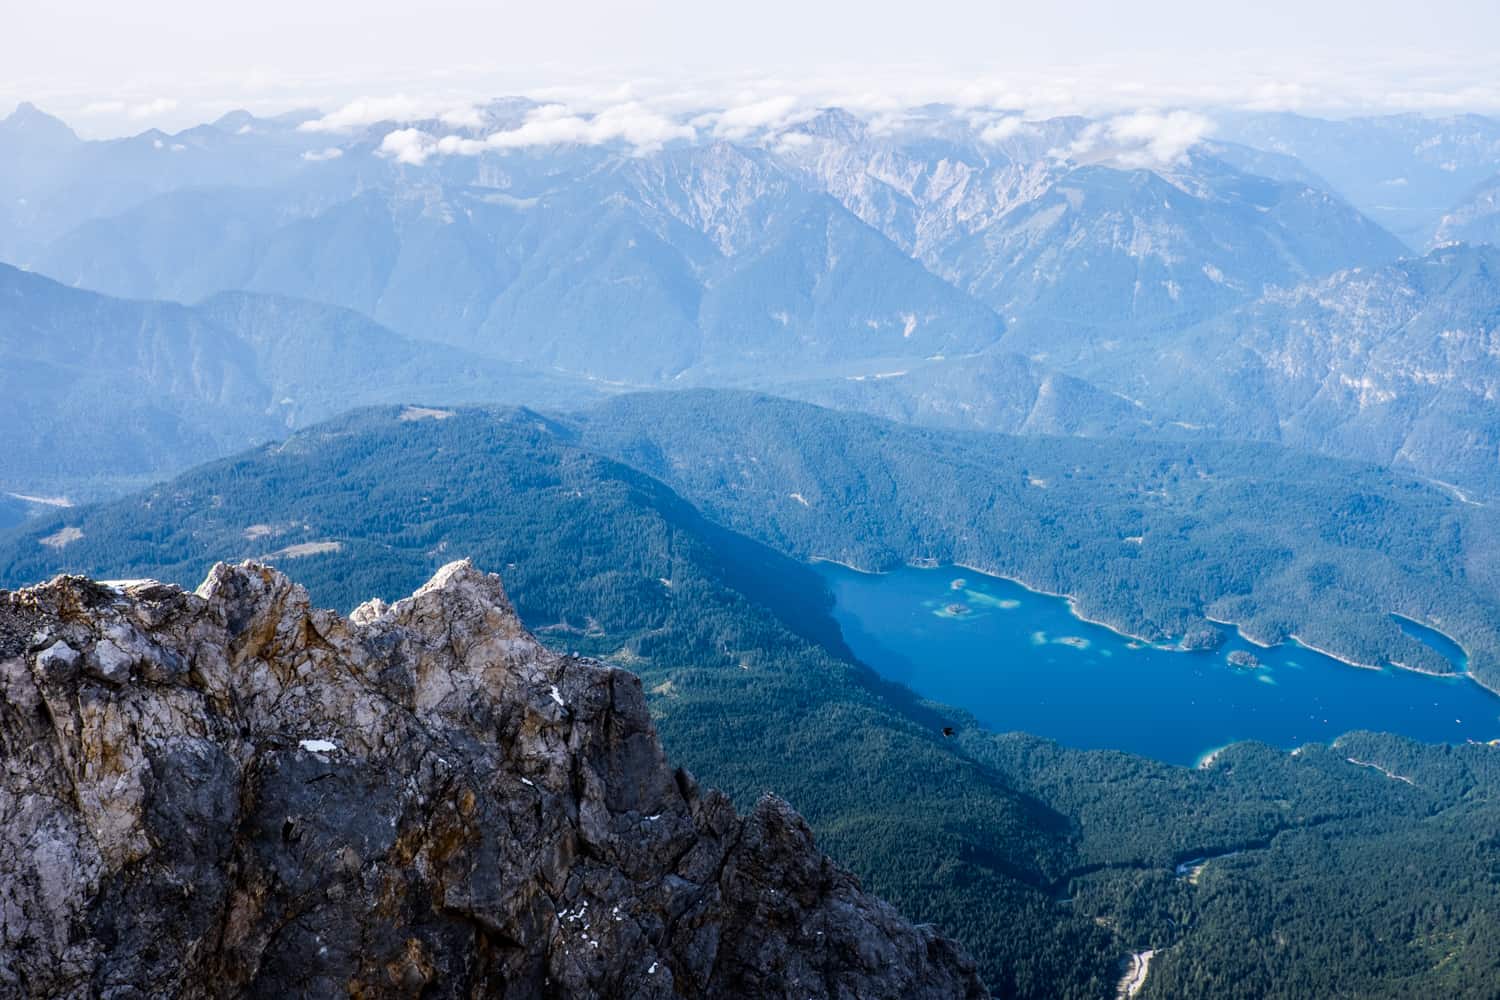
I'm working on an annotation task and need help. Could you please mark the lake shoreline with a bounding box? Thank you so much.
[820,562,1500,766]
[1203,613,1278,649]
[810,555,1163,645]
[954,563,1165,647]
[812,556,1500,697]
[1288,635,1383,672]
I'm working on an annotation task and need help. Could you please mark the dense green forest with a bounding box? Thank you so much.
[574,390,1500,690]
[3,403,1499,997]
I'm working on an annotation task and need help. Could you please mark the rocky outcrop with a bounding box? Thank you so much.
[0,561,986,999]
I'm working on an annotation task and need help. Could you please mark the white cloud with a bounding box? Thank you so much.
[1060,110,1212,168]
[439,105,485,129]
[708,95,804,139]
[771,131,815,156]
[865,112,910,136]
[375,101,696,165]
[80,100,125,116]
[1109,110,1212,166]
[301,146,344,162]
[300,94,442,132]
[127,98,178,120]
[979,115,1026,144]
[483,102,694,153]
[377,127,438,165]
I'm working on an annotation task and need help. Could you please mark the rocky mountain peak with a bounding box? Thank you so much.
[1,101,80,145]
[0,560,985,998]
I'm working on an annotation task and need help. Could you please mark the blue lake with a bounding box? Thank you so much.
[819,563,1500,766]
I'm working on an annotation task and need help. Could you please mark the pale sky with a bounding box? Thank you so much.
[6,0,1500,135]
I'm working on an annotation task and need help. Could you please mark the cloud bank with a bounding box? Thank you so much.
[485,102,692,151]
[700,95,811,140]
[378,102,696,164]
[1060,110,1213,167]
[979,115,1026,144]
[300,95,486,133]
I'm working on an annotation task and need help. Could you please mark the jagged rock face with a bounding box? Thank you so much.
[0,561,985,999]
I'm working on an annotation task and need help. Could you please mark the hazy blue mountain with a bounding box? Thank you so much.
[469,186,1006,380]
[0,103,83,260]
[35,186,295,302]
[1195,138,1339,189]
[1214,111,1500,245]
[938,155,1407,360]
[37,151,1006,381]
[692,196,1006,376]
[758,350,1162,437]
[766,111,1404,349]
[1433,173,1500,247]
[0,102,356,263]
[8,102,1477,504]
[17,104,1410,389]
[0,102,81,183]
[767,106,1077,261]
[0,264,272,495]
[1128,244,1500,497]
[0,264,601,496]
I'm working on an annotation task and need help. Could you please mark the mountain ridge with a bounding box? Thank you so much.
[0,263,604,497]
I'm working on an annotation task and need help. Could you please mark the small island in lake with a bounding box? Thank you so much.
[950,577,967,590]
[1179,623,1223,652]
[1227,650,1261,669]
[944,602,972,617]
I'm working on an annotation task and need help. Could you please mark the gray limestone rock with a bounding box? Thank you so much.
[0,560,986,999]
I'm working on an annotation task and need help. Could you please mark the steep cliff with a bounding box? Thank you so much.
[0,560,985,998]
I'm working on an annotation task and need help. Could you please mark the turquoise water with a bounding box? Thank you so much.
[819,563,1500,765]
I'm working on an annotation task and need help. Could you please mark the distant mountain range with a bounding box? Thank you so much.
[761,242,1500,497]
[757,351,1163,438]
[0,103,1409,367]
[5,100,1500,499]
[752,110,1406,351]
[1213,111,1500,246]
[0,263,600,497]
[1102,244,1500,496]
[1434,172,1500,247]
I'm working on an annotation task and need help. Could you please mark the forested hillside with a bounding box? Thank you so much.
[574,391,1500,690]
